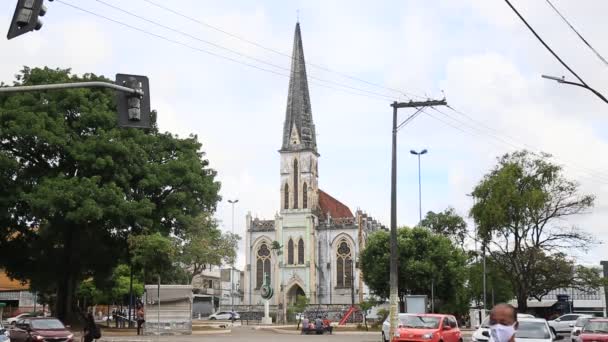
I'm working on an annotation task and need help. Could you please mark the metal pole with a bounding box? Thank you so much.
[482,244,487,313]
[601,261,608,317]
[417,154,422,223]
[0,81,143,95]
[431,279,434,313]
[389,102,399,341]
[157,276,160,336]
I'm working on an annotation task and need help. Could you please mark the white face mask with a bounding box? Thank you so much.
[490,324,516,342]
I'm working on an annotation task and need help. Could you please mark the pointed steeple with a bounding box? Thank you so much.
[281,22,317,154]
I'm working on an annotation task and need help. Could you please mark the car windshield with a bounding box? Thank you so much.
[575,317,591,327]
[583,321,608,334]
[399,316,441,329]
[30,319,65,330]
[515,321,551,339]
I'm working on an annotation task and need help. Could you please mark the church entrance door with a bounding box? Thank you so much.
[286,284,306,305]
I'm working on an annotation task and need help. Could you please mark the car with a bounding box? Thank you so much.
[387,313,462,342]
[579,318,608,342]
[571,316,594,342]
[382,313,414,342]
[472,314,536,342]
[6,313,43,326]
[208,311,240,320]
[514,318,563,342]
[0,322,9,342]
[9,317,74,342]
[550,314,590,333]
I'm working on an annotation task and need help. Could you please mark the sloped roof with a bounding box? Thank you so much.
[0,270,29,291]
[318,189,353,218]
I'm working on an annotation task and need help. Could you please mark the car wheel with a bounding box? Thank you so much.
[210,317,216,320]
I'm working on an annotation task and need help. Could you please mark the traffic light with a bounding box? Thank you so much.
[7,0,50,40]
[116,73,151,129]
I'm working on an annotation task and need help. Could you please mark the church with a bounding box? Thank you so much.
[243,23,385,307]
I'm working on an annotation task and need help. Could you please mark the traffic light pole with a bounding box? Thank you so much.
[0,81,143,96]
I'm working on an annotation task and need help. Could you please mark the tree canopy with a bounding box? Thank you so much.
[0,67,221,322]
[470,150,597,312]
[420,207,467,247]
[360,227,469,315]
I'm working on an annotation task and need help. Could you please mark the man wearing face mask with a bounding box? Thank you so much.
[489,304,519,342]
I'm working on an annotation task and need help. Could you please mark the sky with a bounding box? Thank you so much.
[2,0,608,270]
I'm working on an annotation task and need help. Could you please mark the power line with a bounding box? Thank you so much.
[503,0,588,86]
[545,0,608,67]
[93,0,403,102]
[139,0,426,100]
[424,106,608,184]
[55,0,396,103]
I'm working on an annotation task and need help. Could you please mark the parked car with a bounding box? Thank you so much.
[572,316,594,342]
[387,314,462,342]
[515,318,563,342]
[0,322,9,342]
[208,311,240,320]
[550,314,590,333]
[472,314,536,342]
[9,318,74,342]
[579,318,608,342]
[6,312,43,326]
[382,313,414,342]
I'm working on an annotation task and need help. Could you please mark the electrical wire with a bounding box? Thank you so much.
[93,0,403,102]
[504,0,588,86]
[545,0,608,68]
[55,0,396,103]
[140,0,426,101]
[424,106,608,184]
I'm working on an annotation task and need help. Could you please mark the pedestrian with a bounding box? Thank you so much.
[489,303,518,342]
[136,305,145,335]
[112,309,118,328]
[83,312,101,342]
[314,316,323,335]
[301,316,309,334]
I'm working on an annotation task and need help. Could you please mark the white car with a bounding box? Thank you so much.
[6,313,42,326]
[515,318,564,342]
[570,316,594,342]
[472,314,536,342]
[208,311,240,320]
[382,313,414,342]
[549,314,589,333]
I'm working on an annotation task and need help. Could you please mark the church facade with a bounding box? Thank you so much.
[243,23,385,307]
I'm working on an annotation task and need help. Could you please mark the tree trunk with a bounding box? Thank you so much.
[517,292,528,313]
[56,226,79,324]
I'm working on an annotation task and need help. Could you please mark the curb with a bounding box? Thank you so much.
[261,327,381,335]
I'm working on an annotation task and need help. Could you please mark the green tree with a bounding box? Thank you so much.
[76,279,102,311]
[466,257,514,307]
[129,233,176,284]
[359,299,377,331]
[420,207,467,247]
[179,214,240,284]
[291,294,309,330]
[360,227,469,315]
[0,67,220,322]
[470,151,595,312]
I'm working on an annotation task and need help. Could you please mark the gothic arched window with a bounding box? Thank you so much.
[336,239,353,288]
[256,242,271,289]
[303,182,308,209]
[293,159,299,209]
[298,238,305,264]
[284,183,289,210]
[287,238,294,265]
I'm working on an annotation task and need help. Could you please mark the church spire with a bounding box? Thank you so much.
[281,22,317,154]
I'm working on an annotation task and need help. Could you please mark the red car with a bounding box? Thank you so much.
[393,314,462,342]
[9,317,74,342]
[580,318,608,342]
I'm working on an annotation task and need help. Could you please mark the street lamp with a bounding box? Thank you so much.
[410,149,428,224]
[227,199,239,310]
[541,74,608,104]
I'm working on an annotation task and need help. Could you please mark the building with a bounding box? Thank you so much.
[243,22,385,308]
[191,265,244,317]
[0,270,39,316]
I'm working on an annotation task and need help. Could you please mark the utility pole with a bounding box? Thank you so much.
[389,99,447,341]
[601,261,608,317]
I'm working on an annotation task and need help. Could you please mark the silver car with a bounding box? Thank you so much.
[382,313,414,342]
[571,316,593,342]
[472,314,535,342]
[0,323,9,342]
